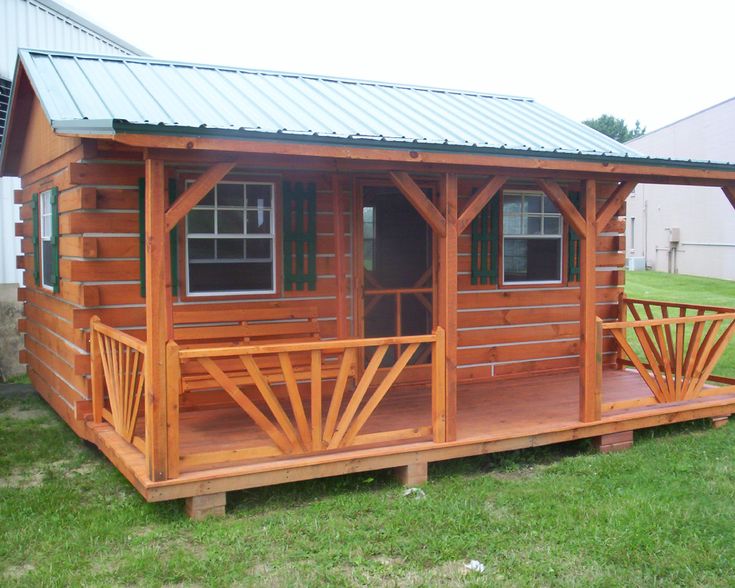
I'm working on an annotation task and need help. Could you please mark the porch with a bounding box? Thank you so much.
[86,293,735,502]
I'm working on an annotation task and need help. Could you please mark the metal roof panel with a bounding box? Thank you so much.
[10,49,656,160]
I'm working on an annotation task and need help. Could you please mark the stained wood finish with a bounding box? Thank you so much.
[143,158,172,481]
[457,175,508,234]
[169,330,444,468]
[579,180,600,422]
[438,173,459,440]
[90,317,146,443]
[164,161,235,231]
[389,171,446,236]
[604,298,735,406]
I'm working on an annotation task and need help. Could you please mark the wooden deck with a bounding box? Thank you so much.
[87,368,735,502]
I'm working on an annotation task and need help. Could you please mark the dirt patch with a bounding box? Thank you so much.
[0,406,49,421]
[0,470,45,489]
[489,464,549,480]
[3,563,35,580]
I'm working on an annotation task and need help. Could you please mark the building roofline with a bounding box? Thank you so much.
[33,0,147,56]
[628,96,735,145]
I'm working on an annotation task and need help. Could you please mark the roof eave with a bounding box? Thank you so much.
[101,121,735,176]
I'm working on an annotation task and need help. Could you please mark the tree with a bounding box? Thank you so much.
[582,114,646,143]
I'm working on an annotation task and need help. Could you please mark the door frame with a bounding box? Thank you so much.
[352,177,439,384]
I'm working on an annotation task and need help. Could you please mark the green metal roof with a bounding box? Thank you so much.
[6,49,735,173]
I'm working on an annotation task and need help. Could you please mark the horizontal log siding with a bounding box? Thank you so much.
[456,190,625,381]
[18,156,354,424]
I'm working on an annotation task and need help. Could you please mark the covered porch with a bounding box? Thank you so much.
[84,147,735,505]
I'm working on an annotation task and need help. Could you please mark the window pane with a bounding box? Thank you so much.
[217,239,244,259]
[246,185,272,208]
[246,210,271,234]
[503,214,522,235]
[217,209,244,234]
[504,237,561,282]
[504,194,522,214]
[525,195,542,213]
[543,196,559,214]
[42,240,54,287]
[199,189,215,206]
[246,239,271,260]
[544,216,561,235]
[189,239,215,259]
[525,216,542,235]
[42,214,52,237]
[217,183,244,207]
[188,261,273,293]
[188,209,214,233]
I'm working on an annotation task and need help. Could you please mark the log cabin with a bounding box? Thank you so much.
[2,49,734,519]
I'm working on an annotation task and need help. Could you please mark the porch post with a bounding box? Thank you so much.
[438,173,459,440]
[579,179,601,422]
[143,157,174,481]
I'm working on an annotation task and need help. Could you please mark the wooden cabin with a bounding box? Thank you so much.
[2,49,734,519]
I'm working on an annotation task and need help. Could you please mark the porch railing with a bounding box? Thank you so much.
[90,316,146,446]
[173,328,446,469]
[601,298,735,412]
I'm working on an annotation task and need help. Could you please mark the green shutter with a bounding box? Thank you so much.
[470,195,500,285]
[283,181,317,291]
[567,191,582,282]
[31,193,40,285]
[138,178,179,297]
[49,187,60,293]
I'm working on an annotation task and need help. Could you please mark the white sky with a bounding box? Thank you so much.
[62,0,735,133]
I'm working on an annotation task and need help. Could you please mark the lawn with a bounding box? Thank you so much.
[1,271,734,587]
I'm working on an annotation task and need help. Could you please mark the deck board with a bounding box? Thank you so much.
[92,368,735,501]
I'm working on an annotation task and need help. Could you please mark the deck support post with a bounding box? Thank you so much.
[395,462,428,486]
[144,157,174,482]
[438,173,458,441]
[185,492,227,520]
[580,179,601,422]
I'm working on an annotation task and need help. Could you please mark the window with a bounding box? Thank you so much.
[502,191,563,283]
[186,181,275,295]
[40,189,54,290]
[363,206,375,272]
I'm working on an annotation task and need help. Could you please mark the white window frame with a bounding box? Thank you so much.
[40,189,54,291]
[501,190,564,285]
[185,180,277,296]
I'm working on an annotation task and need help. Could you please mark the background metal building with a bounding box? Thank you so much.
[0,0,142,378]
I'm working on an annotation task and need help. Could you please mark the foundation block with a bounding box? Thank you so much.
[711,416,729,429]
[593,430,634,454]
[185,492,226,520]
[395,462,428,486]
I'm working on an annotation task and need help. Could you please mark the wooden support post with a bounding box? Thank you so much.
[185,492,226,520]
[580,179,601,422]
[596,317,604,398]
[144,157,173,482]
[438,173,458,441]
[395,462,428,486]
[165,341,181,479]
[332,174,348,338]
[593,430,633,453]
[616,291,627,370]
[90,316,103,423]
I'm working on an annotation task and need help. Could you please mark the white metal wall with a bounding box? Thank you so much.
[1,0,142,285]
[626,99,735,281]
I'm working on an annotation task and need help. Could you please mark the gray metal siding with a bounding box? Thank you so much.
[1,0,141,80]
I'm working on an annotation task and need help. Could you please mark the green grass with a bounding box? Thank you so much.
[1,270,733,586]
[624,271,735,378]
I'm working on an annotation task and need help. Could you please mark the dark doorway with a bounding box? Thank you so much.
[361,186,433,365]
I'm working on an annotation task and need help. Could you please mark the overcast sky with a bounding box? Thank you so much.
[62,0,734,133]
